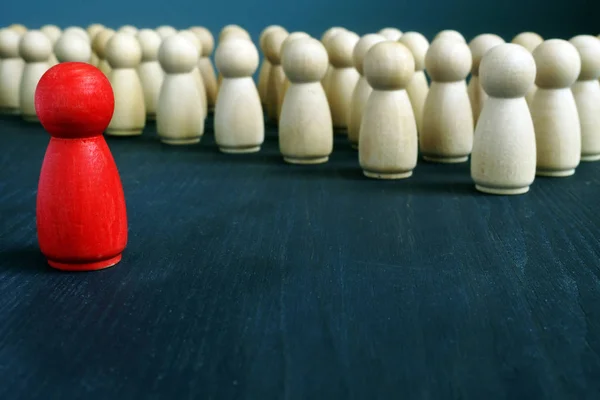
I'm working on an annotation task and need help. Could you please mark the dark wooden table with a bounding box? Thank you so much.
[1,115,599,399]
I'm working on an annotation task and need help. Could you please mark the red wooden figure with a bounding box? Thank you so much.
[35,62,128,271]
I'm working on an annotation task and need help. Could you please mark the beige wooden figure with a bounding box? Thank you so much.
[468,34,505,125]
[190,26,218,112]
[348,33,386,149]
[433,30,466,43]
[105,32,146,136]
[320,27,346,102]
[54,32,92,63]
[137,29,164,121]
[179,30,207,118]
[279,32,311,112]
[8,24,27,35]
[0,28,25,115]
[511,32,543,105]
[264,29,289,123]
[216,27,252,90]
[93,28,115,76]
[214,38,264,153]
[471,44,537,195]
[62,27,89,44]
[359,42,418,179]
[421,38,473,163]
[279,37,333,164]
[86,25,104,66]
[19,30,51,122]
[156,34,204,145]
[40,25,61,66]
[258,25,287,107]
[327,30,360,134]
[530,39,581,176]
[570,35,600,161]
[379,27,402,41]
[156,26,177,39]
[398,32,430,134]
[119,25,138,36]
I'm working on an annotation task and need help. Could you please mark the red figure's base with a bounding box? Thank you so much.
[47,254,123,271]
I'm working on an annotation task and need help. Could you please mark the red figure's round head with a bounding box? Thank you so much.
[35,62,114,139]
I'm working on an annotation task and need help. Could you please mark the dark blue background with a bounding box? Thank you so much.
[1,0,597,44]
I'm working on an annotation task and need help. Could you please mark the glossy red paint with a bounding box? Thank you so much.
[35,62,128,271]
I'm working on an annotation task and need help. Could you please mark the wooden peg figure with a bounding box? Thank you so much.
[471,44,537,195]
[468,34,505,125]
[379,28,403,41]
[40,25,61,66]
[214,38,264,153]
[420,38,473,163]
[156,26,177,39]
[433,30,466,43]
[359,42,418,179]
[179,30,208,119]
[264,29,289,123]
[54,32,92,63]
[105,32,146,136]
[398,32,430,134]
[279,37,333,164]
[326,30,360,135]
[0,28,25,115]
[320,27,346,104]
[511,32,543,104]
[569,35,600,161]
[92,28,115,76]
[258,25,287,108]
[35,62,128,270]
[19,30,52,122]
[156,34,205,145]
[348,33,386,149]
[530,39,581,176]
[190,27,218,113]
[279,32,311,112]
[137,29,164,121]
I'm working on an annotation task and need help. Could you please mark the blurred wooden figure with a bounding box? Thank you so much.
[0,28,25,115]
[327,30,360,134]
[264,29,288,124]
[468,34,505,126]
[137,29,164,121]
[19,30,52,122]
[570,35,600,161]
[258,25,287,108]
[399,32,430,134]
[348,33,386,149]
[105,32,146,136]
[511,32,543,105]
[191,27,218,113]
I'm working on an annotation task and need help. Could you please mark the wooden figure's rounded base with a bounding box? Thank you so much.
[0,107,19,115]
[423,155,469,163]
[363,170,413,180]
[47,253,122,271]
[581,154,600,162]
[475,184,529,195]
[160,137,201,145]
[536,168,575,177]
[220,146,261,154]
[284,156,329,165]
[22,114,39,123]
[105,128,144,136]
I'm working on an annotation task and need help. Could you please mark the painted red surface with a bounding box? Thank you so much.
[35,62,128,271]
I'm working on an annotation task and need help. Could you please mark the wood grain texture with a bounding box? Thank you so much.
[1,115,600,399]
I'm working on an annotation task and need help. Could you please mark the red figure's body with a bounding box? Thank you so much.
[35,62,128,271]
